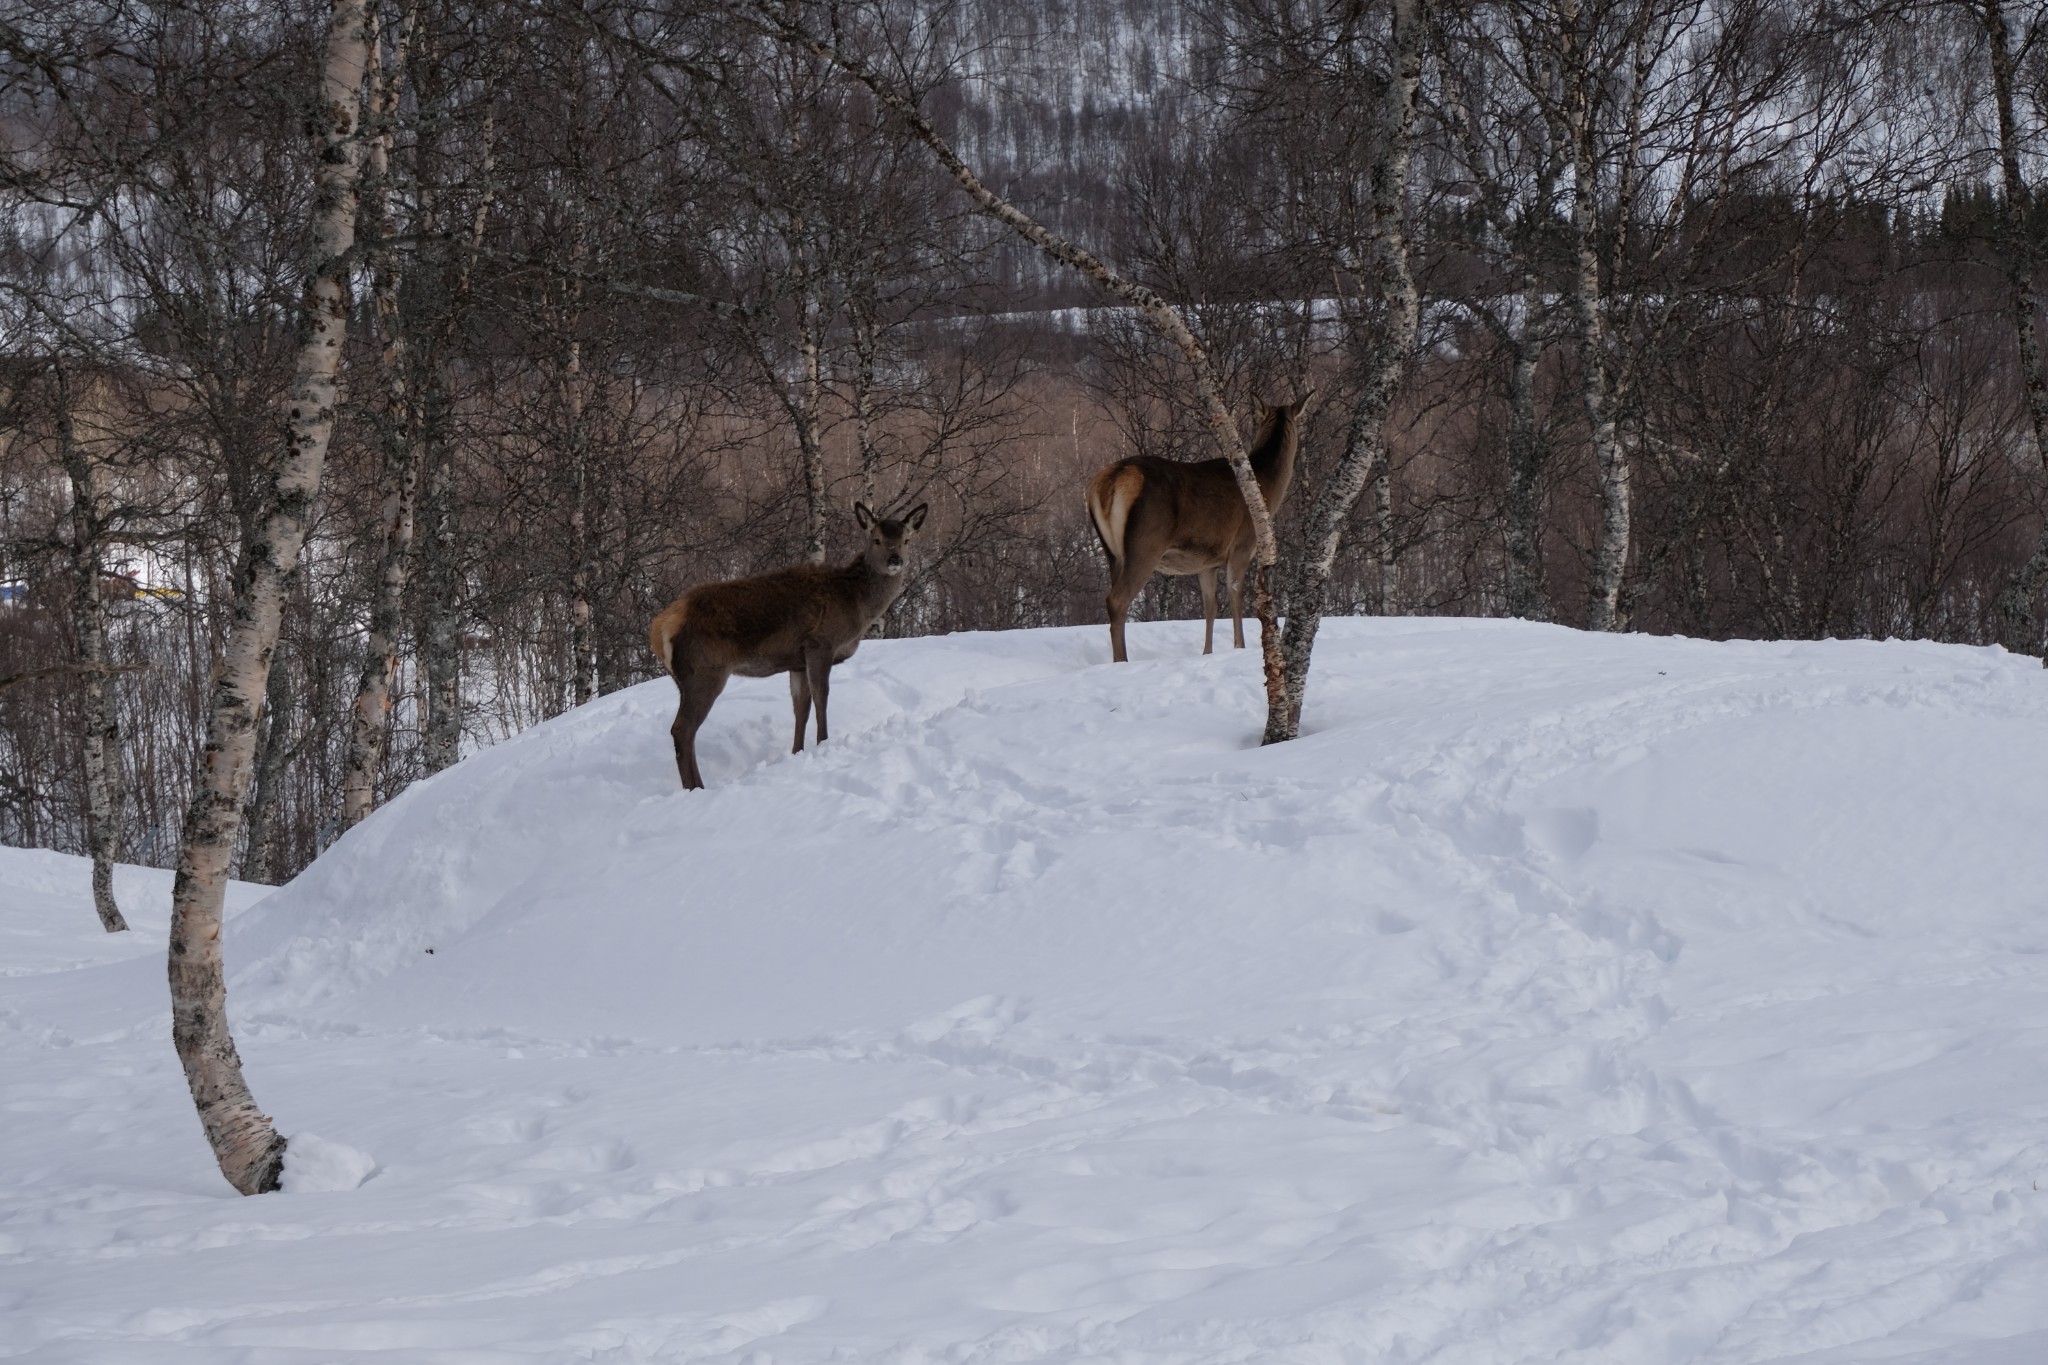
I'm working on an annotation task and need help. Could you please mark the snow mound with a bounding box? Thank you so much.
[278,1131,377,1193]
[6,618,2048,1363]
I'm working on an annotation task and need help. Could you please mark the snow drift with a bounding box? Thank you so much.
[4,617,2048,1363]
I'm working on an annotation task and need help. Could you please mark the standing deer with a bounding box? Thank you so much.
[1085,392,1315,662]
[647,502,928,790]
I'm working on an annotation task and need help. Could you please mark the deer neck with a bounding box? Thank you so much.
[846,552,910,622]
[1251,416,1300,503]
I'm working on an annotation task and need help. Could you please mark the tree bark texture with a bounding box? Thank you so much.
[342,12,418,827]
[167,0,371,1196]
[1269,0,1424,743]
[56,375,129,933]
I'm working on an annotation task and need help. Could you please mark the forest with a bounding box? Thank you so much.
[5,0,2046,895]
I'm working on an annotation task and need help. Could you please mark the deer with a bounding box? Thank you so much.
[647,502,928,790]
[1085,391,1315,663]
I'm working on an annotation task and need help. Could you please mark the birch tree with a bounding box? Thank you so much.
[54,364,130,932]
[166,0,372,1195]
[1975,0,2048,656]
[342,1,420,828]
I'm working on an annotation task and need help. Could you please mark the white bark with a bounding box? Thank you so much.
[167,0,371,1196]
[1270,0,1424,742]
[56,374,129,934]
[1559,0,1630,633]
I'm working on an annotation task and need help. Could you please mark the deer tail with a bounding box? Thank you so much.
[648,599,688,678]
[1087,464,1143,565]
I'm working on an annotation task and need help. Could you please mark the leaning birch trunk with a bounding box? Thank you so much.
[342,14,418,828]
[1269,0,1424,742]
[167,0,370,1196]
[767,17,1289,730]
[1981,0,2048,656]
[57,378,129,933]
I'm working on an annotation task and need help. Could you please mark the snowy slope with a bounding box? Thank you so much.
[4,617,2048,1364]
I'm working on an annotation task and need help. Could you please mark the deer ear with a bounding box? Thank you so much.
[906,503,929,530]
[1293,386,1320,417]
[854,502,875,529]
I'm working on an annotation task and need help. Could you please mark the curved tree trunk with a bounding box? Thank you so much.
[167,0,371,1196]
[1269,0,1424,742]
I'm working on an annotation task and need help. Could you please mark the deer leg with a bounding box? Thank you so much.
[1105,526,1169,665]
[788,669,812,753]
[1227,543,1253,649]
[1199,567,1219,655]
[803,639,834,745]
[672,663,727,791]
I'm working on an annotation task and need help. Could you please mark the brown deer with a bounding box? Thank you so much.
[1085,392,1315,662]
[647,502,928,790]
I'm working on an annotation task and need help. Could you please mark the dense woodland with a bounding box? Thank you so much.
[5,0,2048,890]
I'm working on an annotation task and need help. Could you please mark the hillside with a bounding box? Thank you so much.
[5,618,2048,1363]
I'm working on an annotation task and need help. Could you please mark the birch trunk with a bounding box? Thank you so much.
[1563,2,1631,633]
[562,308,596,703]
[767,14,1289,728]
[1503,320,1548,620]
[851,298,882,506]
[419,425,462,772]
[239,655,293,885]
[415,94,494,772]
[797,296,830,563]
[56,375,128,933]
[1981,0,2048,656]
[342,12,418,827]
[1269,0,1424,742]
[167,0,370,1196]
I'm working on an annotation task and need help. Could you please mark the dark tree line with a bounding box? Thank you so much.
[5,0,2046,888]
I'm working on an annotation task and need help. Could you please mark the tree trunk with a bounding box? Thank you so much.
[342,12,418,828]
[563,320,596,704]
[56,372,129,933]
[1503,286,1549,620]
[1981,0,2048,657]
[797,295,830,563]
[418,420,462,773]
[239,651,293,885]
[1269,0,1424,742]
[1563,2,1631,633]
[167,0,370,1196]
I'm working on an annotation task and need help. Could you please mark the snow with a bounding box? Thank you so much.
[4,617,2048,1363]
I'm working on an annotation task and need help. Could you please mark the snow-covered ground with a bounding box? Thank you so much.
[5,617,2048,1363]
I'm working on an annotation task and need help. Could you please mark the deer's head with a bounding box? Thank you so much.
[854,501,929,577]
